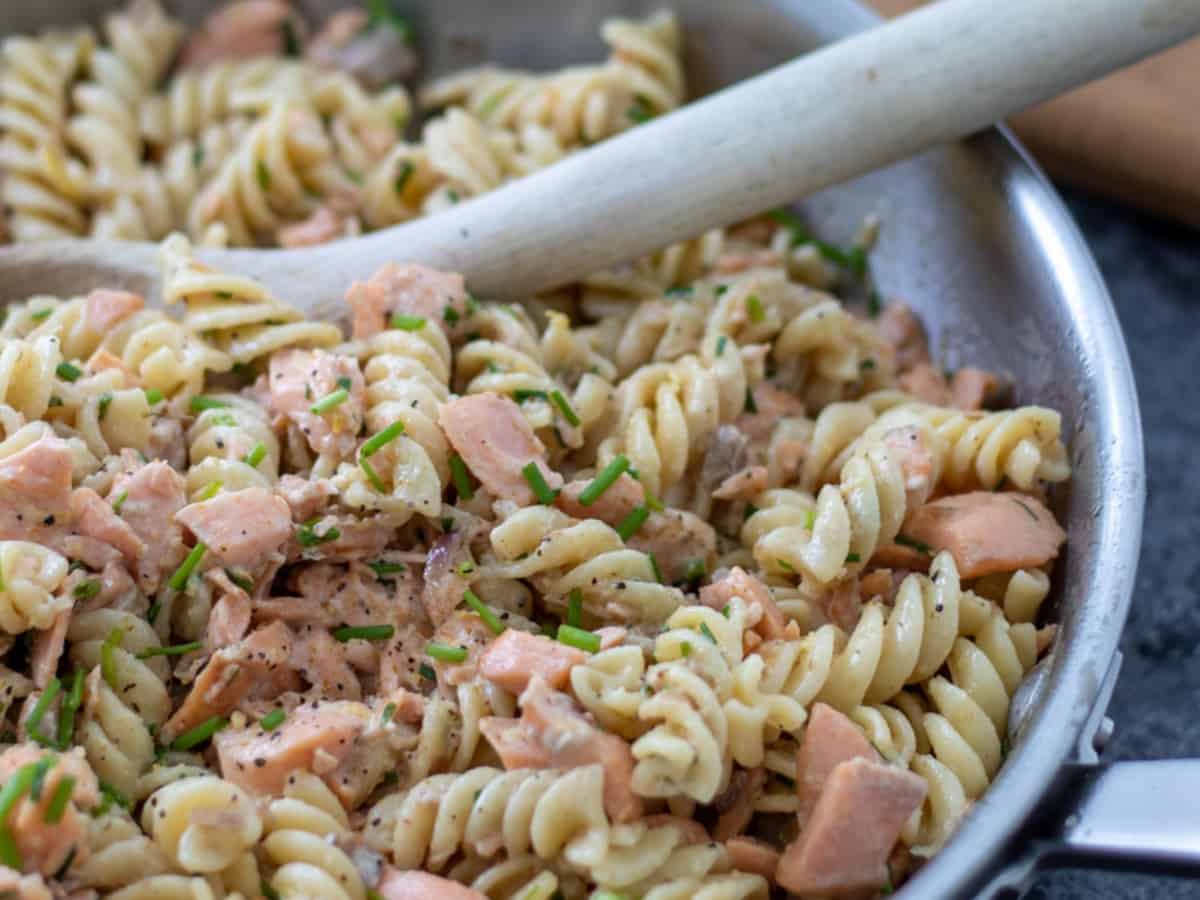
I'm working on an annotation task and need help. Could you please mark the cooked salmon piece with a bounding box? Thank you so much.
[726,836,781,880]
[277,206,348,248]
[179,0,296,69]
[795,703,879,826]
[482,676,642,823]
[715,249,784,274]
[776,758,926,896]
[30,611,69,690]
[877,302,930,371]
[205,568,251,647]
[83,288,143,334]
[429,612,494,687]
[699,426,751,499]
[555,472,645,524]
[345,263,469,340]
[700,567,786,641]
[713,465,769,502]
[109,457,188,593]
[377,870,486,900]
[268,348,365,459]
[85,348,137,383]
[162,621,295,742]
[713,766,766,840]
[176,487,292,569]
[816,578,865,632]
[70,488,144,566]
[479,630,586,694]
[899,362,951,406]
[0,437,74,537]
[306,8,417,88]
[215,700,369,799]
[595,626,628,650]
[882,424,938,512]
[439,394,563,506]
[291,515,393,563]
[736,383,806,442]
[950,367,1000,411]
[902,491,1066,579]
[0,745,99,877]
[421,531,472,626]
[380,625,435,695]
[293,626,362,700]
[628,509,717,585]
[275,474,336,522]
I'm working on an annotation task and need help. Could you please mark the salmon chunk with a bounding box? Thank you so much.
[882,424,938,511]
[70,488,144,566]
[795,703,879,826]
[179,0,296,69]
[736,383,806,442]
[268,348,365,459]
[481,676,642,823]
[215,700,368,799]
[0,437,74,537]
[0,745,100,877]
[555,472,645,525]
[700,567,786,641]
[84,289,143,334]
[950,367,1000,411]
[902,491,1066,579]
[377,870,486,900]
[345,263,469,340]
[777,758,927,896]
[109,457,188,593]
[479,629,586,694]
[877,302,930,371]
[277,206,348,248]
[176,487,292,568]
[439,394,562,505]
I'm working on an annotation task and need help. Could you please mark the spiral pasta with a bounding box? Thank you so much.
[74,809,173,891]
[142,776,262,874]
[185,392,279,499]
[0,540,70,634]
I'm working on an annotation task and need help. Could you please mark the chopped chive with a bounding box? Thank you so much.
[895,534,932,554]
[746,294,765,323]
[465,294,480,315]
[699,622,717,644]
[643,492,665,513]
[722,605,730,618]
[744,387,758,414]
[136,641,201,659]
[99,781,130,811]
[579,455,629,506]
[567,588,584,628]
[30,757,56,798]
[393,161,414,195]
[627,95,654,124]
[214,291,234,300]
[297,520,340,547]
[189,395,229,413]
[557,624,600,653]
[359,457,386,492]
[512,388,548,403]
[333,624,395,642]
[73,579,100,599]
[868,290,882,318]
[47,395,62,408]
[770,207,814,245]
[716,335,728,357]
[146,602,161,624]
[715,284,728,296]
[169,543,206,591]
[57,670,85,749]
[455,561,475,576]
[380,702,397,724]
[805,507,816,530]
[256,159,271,190]
[261,880,281,900]
[207,413,238,427]
[0,761,36,819]
[97,393,113,420]
[665,285,693,298]
[778,558,795,572]
[56,361,82,382]
[25,678,61,745]
[310,388,348,415]
[426,642,468,663]
[172,715,227,751]
[549,390,581,427]
[244,442,267,468]
[43,775,75,824]
[100,628,123,689]
[368,560,405,577]
[463,589,504,635]
[390,312,425,331]
[259,709,286,731]
[846,552,862,564]
[449,454,474,500]
[446,189,459,204]
[682,559,706,585]
[443,305,460,324]
[280,17,300,55]
[418,662,436,680]
[111,491,128,514]
[196,481,222,501]
[361,420,405,458]
[226,569,254,592]
[30,307,53,321]
[521,462,559,505]
[366,890,385,900]
[616,504,650,541]
[647,552,664,584]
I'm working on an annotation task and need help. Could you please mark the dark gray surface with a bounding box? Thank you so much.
[1029,189,1200,899]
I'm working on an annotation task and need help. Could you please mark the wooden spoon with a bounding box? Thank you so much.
[3,0,1198,308]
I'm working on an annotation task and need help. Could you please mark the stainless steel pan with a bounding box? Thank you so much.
[0,0,1172,895]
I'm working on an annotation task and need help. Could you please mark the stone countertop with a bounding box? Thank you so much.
[1027,189,1200,899]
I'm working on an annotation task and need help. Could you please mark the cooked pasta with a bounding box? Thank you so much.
[0,3,1074,898]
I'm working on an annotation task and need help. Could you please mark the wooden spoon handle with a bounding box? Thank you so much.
[316,0,1200,300]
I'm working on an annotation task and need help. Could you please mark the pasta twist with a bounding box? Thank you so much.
[973,567,1052,624]
[334,322,453,522]
[186,391,280,499]
[390,765,608,872]
[261,772,365,900]
[569,644,649,740]
[447,855,574,900]
[404,680,503,787]
[601,11,685,115]
[107,875,219,900]
[74,809,173,891]
[487,505,685,625]
[161,233,341,364]
[142,776,263,874]
[0,32,91,241]
[0,540,70,634]
[0,334,62,421]
[69,609,173,796]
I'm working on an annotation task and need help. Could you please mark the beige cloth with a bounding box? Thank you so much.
[870,0,1200,227]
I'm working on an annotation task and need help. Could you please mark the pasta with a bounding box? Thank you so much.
[0,3,1074,898]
